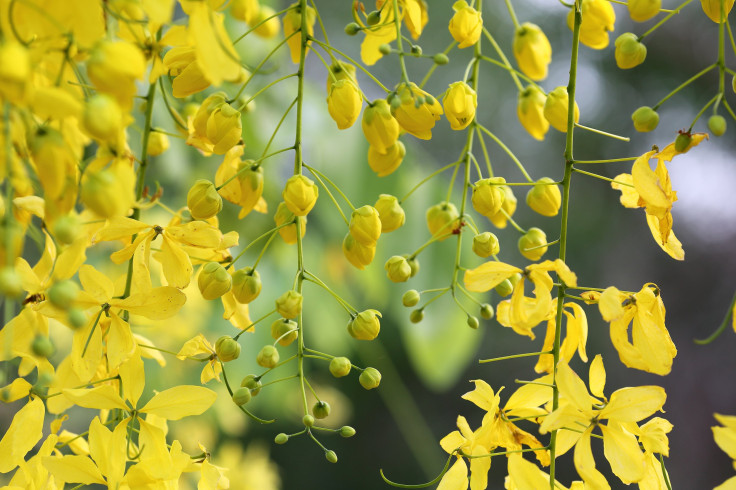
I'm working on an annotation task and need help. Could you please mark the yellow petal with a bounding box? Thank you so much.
[589,354,606,399]
[0,397,45,473]
[42,455,106,485]
[507,453,551,490]
[556,360,591,413]
[137,419,170,476]
[463,261,521,292]
[600,386,666,422]
[53,236,89,281]
[63,385,128,411]
[440,430,467,454]
[553,259,577,287]
[222,290,252,330]
[141,385,217,419]
[437,458,469,490]
[118,351,146,408]
[645,213,684,260]
[159,234,193,288]
[600,421,645,484]
[638,417,673,456]
[612,173,640,208]
[112,286,187,320]
[461,379,499,413]
[93,216,150,243]
[79,265,114,303]
[176,334,215,359]
[713,424,736,460]
[0,377,33,402]
[468,445,490,490]
[573,428,611,490]
[632,151,670,216]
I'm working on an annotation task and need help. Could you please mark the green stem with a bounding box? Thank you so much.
[303,163,356,210]
[227,224,289,269]
[639,0,694,40]
[482,27,524,91]
[689,94,719,130]
[216,146,294,190]
[572,167,634,187]
[572,156,638,164]
[694,289,736,344]
[399,161,458,203]
[504,0,520,28]
[574,123,630,142]
[653,64,716,110]
[236,73,298,111]
[232,31,299,102]
[476,124,532,182]
[310,38,391,92]
[392,0,410,84]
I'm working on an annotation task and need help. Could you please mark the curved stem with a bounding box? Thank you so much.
[694,289,736,344]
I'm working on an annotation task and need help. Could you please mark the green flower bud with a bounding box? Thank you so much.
[410,309,424,323]
[495,279,513,297]
[674,132,692,152]
[47,280,80,310]
[631,106,659,132]
[467,315,480,329]
[374,194,405,233]
[349,205,382,246]
[329,357,352,377]
[83,94,123,143]
[411,45,423,56]
[614,33,647,69]
[433,53,449,65]
[344,22,360,35]
[206,103,242,155]
[347,309,381,341]
[303,414,315,427]
[187,179,223,220]
[325,450,338,464]
[240,374,262,396]
[472,232,500,258]
[257,345,280,368]
[67,308,88,329]
[231,387,252,406]
[518,227,548,261]
[378,43,392,55]
[0,267,23,298]
[402,289,420,307]
[367,10,381,25]
[275,433,289,444]
[339,426,356,437]
[509,273,522,288]
[426,202,460,240]
[52,215,81,245]
[407,256,420,277]
[271,318,298,346]
[215,336,241,362]
[312,400,331,419]
[198,262,232,300]
[708,115,727,136]
[231,267,262,304]
[526,177,562,217]
[385,255,412,283]
[275,290,303,319]
[472,177,506,218]
[480,303,494,320]
[359,367,381,390]
[32,336,54,358]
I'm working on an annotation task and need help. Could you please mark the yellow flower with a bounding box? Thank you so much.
[569,0,616,50]
[526,177,562,217]
[472,177,506,218]
[215,147,267,219]
[187,179,223,220]
[87,40,146,109]
[347,309,381,340]
[391,82,443,140]
[342,232,376,269]
[283,174,319,216]
[359,1,397,65]
[374,194,405,232]
[368,141,406,177]
[284,3,316,63]
[489,184,517,228]
[614,33,647,69]
[176,333,223,383]
[326,60,358,93]
[349,205,382,247]
[449,0,482,49]
[712,413,736,488]
[0,397,45,473]
[327,79,363,129]
[162,46,211,98]
[517,86,549,141]
[230,0,259,24]
[628,0,661,22]
[518,227,548,261]
[362,99,401,153]
[442,81,477,130]
[544,86,580,132]
[252,6,281,38]
[701,0,735,22]
[513,23,552,81]
[0,41,31,103]
[206,103,243,155]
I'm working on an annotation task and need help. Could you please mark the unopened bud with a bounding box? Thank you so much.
[325,450,338,463]
[480,303,494,320]
[409,309,424,323]
[349,205,382,246]
[402,289,420,307]
[347,309,381,341]
[374,194,405,232]
[231,267,262,304]
[271,318,298,346]
[68,308,88,329]
[518,227,548,261]
[359,367,381,389]
[472,232,500,258]
[275,433,289,444]
[198,262,232,300]
[257,345,280,368]
[53,215,81,245]
[708,115,727,136]
[187,180,223,220]
[0,267,23,298]
[526,177,561,217]
[345,22,360,35]
[385,255,411,283]
[47,280,79,310]
[378,43,391,55]
[329,356,352,377]
[232,387,252,406]
[275,290,303,319]
[339,426,356,437]
[367,10,381,25]
[240,374,262,396]
[631,106,659,132]
[467,315,479,329]
[32,336,54,358]
[215,335,241,362]
[303,414,315,427]
[433,53,449,65]
[312,400,331,419]
[495,279,513,297]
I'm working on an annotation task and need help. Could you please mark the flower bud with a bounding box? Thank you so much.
[359,367,381,389]
[513,23,552,81]
[147,131,170,156]
[230,0,259,23]
[275,433,289,444]
[631,106,659,132]
[362,100,400,153]
[480,303,494,320]
[426,202,460,240]
[231,267,262,304]
[47,280,80,310]
[329,357,352,377]
[385,256,412,283]
[198,262,232,300]
[81,169,131,218]
[378,43,392,55]
[342,233,376,270]
[544,86,580,132]
[402,290,420,307]
[467,316,480,329]
[232,387,252,406]
[526,177,562,217]
[87,40,146,109]
[495,279,514,297]
[433,53,449,65]
[349,205,382,246]
[0,42,30,101]
[449,0,482,48]
[52,215,81,246]
[407,256,420,277]
[283,3,316,63]
[326,61,358,93]
[518,227,548,261]
[443,81,477,130]
[708,115,727,136]
[374,194,405,232]
[193,92,227,139]
[187,179,223,220]
[327,80,362,129]
[274,202,306,244]
[0,267,23,299]
[368,141,405,177]
[312,401,331,419]
[325,451,338,464]
[207,103,242,155]
[339,426,356,437]
[275,290,303,319]
[347,309,381,341]
[517,86,549,141]
[271,318,298,346]
[252,6,281,38]
[472,177,507,218]
[283,175,319,216]
[674,132,692,152]
[628,0,661,22]
[701,0,735,22]
[614,33,647,69]
[68,308,88,329]
[240,374,262,396]
[569,0,616,50]
[367,10,382,25]
[32,336,55,358]
[302,414,315,427]
[472,232,500,258]
[410,309,424,323]
[489,185,517,229]
[391,83,443,140]
[83,94,123,144]
[344,22,360,35]
[215,335,241,362]
[257,345,280,368]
